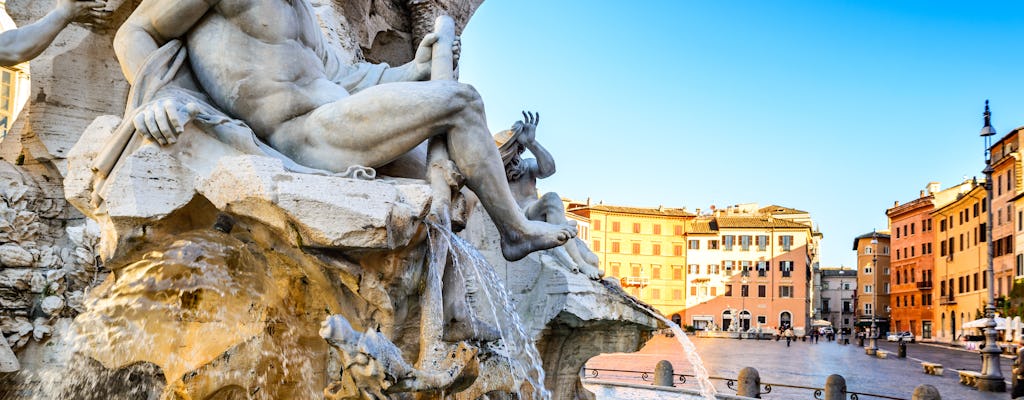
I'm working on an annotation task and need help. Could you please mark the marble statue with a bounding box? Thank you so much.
[0,0,662,398]
[107,0,574,262]
[0,0,109,66]
[495,111,602,279]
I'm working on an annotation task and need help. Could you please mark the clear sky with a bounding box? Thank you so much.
[458,0,1024,269]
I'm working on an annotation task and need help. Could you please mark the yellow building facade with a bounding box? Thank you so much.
[566,203,694,316]
[933,181,989,343]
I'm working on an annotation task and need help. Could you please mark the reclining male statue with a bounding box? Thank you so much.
[112,0,574,261]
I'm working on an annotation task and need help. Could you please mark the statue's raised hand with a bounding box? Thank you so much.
[132,98,199,145]
[516,111,539,145]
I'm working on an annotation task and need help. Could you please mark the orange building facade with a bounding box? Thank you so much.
[886,189,936,340]
[853,232,891,333]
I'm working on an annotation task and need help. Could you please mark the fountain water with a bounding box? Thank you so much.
[611,292,717,399]
[428,222,551,399]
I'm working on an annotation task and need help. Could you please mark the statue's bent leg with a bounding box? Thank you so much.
[276,81,574,261]
[528,192,601,278]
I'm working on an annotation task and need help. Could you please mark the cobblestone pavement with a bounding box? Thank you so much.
[586,335,1008,399]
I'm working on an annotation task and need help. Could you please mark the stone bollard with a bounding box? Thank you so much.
[911,384,941,400]
[1013,347,1024,399]
[654,360,674,387]
[824,374,847,400]
[737,367,761,398]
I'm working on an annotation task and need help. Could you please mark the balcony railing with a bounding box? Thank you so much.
[916,281,932,290]
[939,295,956,305]
[620,277,649,288]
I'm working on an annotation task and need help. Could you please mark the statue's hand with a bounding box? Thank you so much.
[132,98,199,145]
[412,33,438,80]
[56,0,110,24]
[412,34,461,81]
[516,111,539,145]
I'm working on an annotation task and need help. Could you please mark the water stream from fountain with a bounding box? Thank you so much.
[427,222,551,399]
[613,290,717,399]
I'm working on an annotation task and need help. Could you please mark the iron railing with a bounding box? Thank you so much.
[581,367,907,399]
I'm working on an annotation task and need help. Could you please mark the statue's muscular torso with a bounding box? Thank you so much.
[186,0,346,138]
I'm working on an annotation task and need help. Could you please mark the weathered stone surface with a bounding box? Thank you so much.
[0,244,33,267]
[200,156,431,250]
[39,295,64,316]
[0,334,18,372]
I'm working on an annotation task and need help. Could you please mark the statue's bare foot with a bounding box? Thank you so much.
[501,221,576,261]
[578,263,602,280]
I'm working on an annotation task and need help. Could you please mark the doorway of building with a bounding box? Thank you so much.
[780,311,792,329]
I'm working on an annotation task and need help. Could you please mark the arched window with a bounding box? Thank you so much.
[780,311,792,328]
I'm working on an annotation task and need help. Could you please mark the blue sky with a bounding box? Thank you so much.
[458,1,1024,268]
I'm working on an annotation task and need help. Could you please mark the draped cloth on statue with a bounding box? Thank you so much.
[92,0,397,203]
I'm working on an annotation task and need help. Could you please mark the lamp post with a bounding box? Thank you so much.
[866,231,879,355]
[977,100,1005,392]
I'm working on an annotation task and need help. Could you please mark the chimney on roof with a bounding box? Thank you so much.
[894,200,899,207]
[586,197,591,206]
[927,182,940,194]
[695,208,701,215]
[919,190,925,198]
[658,205,664,211]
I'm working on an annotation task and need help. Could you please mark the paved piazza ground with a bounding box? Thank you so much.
[586,335,1010,399]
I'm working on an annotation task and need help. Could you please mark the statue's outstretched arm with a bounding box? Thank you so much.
[519,111,555,179]
[0,0,107,67]
[114,0,216,84]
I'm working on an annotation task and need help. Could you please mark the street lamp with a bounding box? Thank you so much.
[866,231,879,355]
[977,100,1005,392]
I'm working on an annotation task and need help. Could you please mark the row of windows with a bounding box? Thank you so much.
[939,271,988,297]
[724,284,795,298]
[687,260,798,278]
[894,268,931,285]
[608,260,800,279]
[646,288,684,300]
[607,263,683,279]
[597,236,798,255]
[596,241,684,256]
[593,220,685,236]
[894,293,932,307]
[894,243,932,260]
[938,224,987,257]
[861,283,890,294]
[894,219,932,239]
[939,199,986,232]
